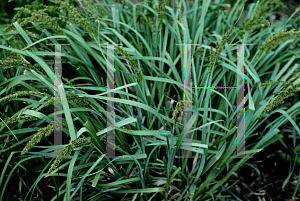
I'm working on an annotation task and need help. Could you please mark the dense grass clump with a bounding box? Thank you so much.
[0,0,300,200]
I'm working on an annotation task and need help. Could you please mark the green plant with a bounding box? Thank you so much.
[0,0,300,200]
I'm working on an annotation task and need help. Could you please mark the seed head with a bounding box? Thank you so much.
[155,0,166,33]
[116,46,143,88]
[172,100,193,127]
[253,29,300,62]
[208,27,235,78]
[46,137,94,177]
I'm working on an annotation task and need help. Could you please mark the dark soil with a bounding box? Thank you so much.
[227,136,300,200]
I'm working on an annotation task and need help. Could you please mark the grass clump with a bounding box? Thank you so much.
[0,0,300,200]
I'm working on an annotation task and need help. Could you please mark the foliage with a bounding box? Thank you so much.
[0,0,300,200]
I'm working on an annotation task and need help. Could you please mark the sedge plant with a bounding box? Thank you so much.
[0,0,300,200]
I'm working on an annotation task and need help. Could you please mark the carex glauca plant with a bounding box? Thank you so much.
[0,0,300,200]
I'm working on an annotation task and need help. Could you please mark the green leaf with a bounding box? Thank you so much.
[83,119,104,153]
[170,167,181,182]
[65,150,79,201]
[98,177,141,188]
[115,127,171,136]
[110,187,165,193]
